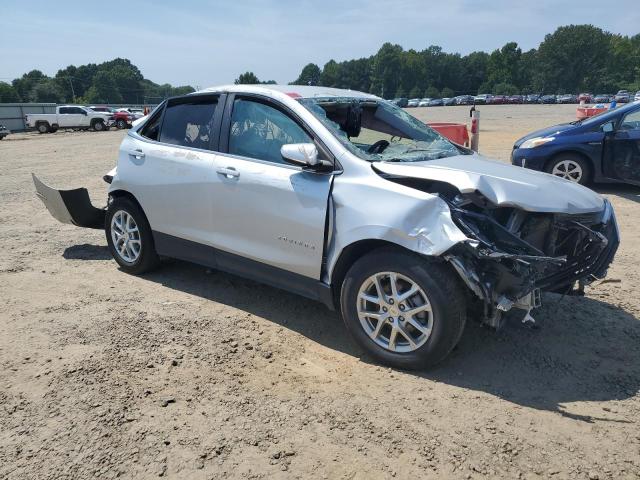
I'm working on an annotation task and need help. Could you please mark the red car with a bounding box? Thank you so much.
[578,93,592,103]
[489,95,507,104]
[88,106,133,129]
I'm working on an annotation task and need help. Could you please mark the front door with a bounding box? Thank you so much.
[605,108,640,184]
[57,107,83,127]
[210,95,333,280]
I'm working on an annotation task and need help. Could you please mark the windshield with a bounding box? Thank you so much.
[299,97,466,162]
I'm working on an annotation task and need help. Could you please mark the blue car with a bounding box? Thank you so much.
[511,101,640,185]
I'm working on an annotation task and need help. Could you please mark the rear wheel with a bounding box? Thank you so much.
[340,248,466,369]
[546,153,591,185]
[37,122,49,134]
[105,196,160,275]
[116,119,127,129]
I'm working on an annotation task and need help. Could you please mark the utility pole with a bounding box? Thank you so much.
[67,77,76,103]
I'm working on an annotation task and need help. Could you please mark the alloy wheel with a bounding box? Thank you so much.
[357,271,433,353]
[110,210,141,263]
[551,160,583,182]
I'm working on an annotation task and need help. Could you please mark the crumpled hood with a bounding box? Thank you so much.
[373,154,605,214]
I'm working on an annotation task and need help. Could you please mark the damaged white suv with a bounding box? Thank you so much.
[33,85,619,369]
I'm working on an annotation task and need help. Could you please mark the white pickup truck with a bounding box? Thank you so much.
[25,105,114,133]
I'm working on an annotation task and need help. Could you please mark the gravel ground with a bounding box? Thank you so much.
[1,105,639,479]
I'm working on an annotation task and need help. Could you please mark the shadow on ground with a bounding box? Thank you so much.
[63,244,640,420]
[595,183,640,204]
[63,243,112,261]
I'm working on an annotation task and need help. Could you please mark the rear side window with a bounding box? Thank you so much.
[620,110,640,130]
[59,107,70,114]
[159,98,218,150]
[140,107,163,141]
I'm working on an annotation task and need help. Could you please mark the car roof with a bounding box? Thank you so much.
[197,84,380,100]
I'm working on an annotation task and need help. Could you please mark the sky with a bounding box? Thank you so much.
[2,0,639,88]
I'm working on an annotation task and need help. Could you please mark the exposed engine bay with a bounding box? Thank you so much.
[381,174,620,328]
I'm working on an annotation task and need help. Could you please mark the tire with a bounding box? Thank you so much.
[105,196,160,275]
[340,248,467,370]
[37,122,49,134]
[545,153,591,185]
[116,119,127,129]
[92,120,105,132]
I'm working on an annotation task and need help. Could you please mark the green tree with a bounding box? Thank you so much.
[492,82,519,95]
[292,63,321,85]
[424,86,440,98]
[234,72,261,84]
[441,87,455,98]
[535,25,612,92]
[460,51,490,94]
[12,70,48,100]
[84,71,123,104]
[486,42,523,89]
[29,79,64,103]
[0,82,21,102]
[394,87,406,98]
[320,60,342,87]
[370,43,403,98]
[408,86,422,98]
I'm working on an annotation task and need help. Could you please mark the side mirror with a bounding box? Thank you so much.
[281,143,320,168]
[601,121,614,133]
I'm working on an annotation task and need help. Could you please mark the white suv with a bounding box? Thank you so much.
[34,85,619,369]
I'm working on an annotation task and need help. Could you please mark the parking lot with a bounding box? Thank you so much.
[1,104,639,479]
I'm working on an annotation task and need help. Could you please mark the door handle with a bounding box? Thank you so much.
[128,149,145,159]
[217,166,240,179]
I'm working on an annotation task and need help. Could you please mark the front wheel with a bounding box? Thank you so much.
[116,119,127,129]
[105,197,160,275]
[546,154,591,185]
[340,249,466,370]
[93,120,105,132]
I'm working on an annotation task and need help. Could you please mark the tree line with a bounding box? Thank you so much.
[245,25,640,99]
[0,58,195,104]
[2,25,638,105]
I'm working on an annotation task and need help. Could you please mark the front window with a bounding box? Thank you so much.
[300,97,465,162]
[229,98,312,164]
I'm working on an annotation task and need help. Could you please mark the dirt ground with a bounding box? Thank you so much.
[1,105,639,480]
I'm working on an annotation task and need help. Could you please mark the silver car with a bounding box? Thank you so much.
[33,85,620,369]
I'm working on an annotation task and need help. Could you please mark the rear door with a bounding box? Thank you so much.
[211,94,334,279]
[120,94,224,246]
[604,107,640,184]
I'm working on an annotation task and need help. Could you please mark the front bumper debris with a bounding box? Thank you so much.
[445,200,619,328]
[32,174,105,229]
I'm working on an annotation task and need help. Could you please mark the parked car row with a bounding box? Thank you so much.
[24,105,148,133]
[394,90,640,107]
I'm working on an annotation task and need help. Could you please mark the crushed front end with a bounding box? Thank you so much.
[442,191,619,327]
